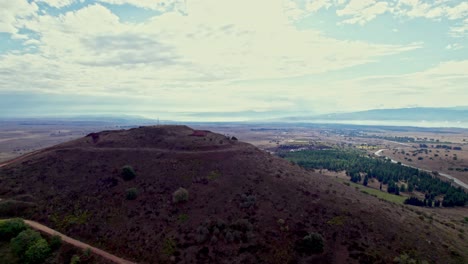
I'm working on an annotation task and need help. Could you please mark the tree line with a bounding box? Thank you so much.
[280,149,467,207]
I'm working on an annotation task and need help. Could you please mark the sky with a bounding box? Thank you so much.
[0,0,467,121]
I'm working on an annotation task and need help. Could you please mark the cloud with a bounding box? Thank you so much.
[96,0,186,12]
[2,0,465,117]
[337,0,390,25]
[1,1,421,98]
[0,0,38,36]
[331,60,468,111]
[450,18,468,37]
[445,43,463,50]
[36,0,76,8]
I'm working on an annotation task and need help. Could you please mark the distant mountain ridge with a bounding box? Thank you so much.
[285,107,468,122]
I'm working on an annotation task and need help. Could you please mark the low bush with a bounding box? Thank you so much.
[49,235,62,250]
[295,232,325,255]
[121,165,136,181]
[173,188,189,203]
[126,188,138,200]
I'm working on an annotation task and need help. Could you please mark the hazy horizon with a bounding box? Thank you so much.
[1,0,468,120]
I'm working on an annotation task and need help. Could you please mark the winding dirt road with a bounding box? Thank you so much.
[20,220,136,264]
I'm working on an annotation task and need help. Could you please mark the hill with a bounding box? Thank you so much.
[0,125,466,263]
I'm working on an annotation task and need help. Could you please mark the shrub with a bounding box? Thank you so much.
[49,235,62,250]
[295,232,325,255]
[121,165,136,181]
[172,187,189,203]
[0,218,27,240]
[70,255,81,264]
[24,238,51,264]
[126,188,138,200]
[11,229,42,256]
[162,238,176,256]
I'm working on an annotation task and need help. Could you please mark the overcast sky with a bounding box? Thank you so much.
[1,0,467,120]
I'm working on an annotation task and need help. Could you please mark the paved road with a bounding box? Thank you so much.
[375,149,468,190]
[23,220,136,264]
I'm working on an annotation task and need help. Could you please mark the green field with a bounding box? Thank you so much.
[335,178,406,204]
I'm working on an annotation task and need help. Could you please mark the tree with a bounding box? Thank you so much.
[400,184,406,192]
[404,197,425,206]
[0,218,27,241]
[11,230,42,256]
[363,176,369,186]
[24,238,51,264]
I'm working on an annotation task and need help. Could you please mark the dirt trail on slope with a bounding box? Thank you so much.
[0,148,49,168]
[0,145,249,168]
[23,220,136,264]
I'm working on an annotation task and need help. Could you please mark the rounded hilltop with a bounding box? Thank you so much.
[0,126,466,264]
[55,125,245,151]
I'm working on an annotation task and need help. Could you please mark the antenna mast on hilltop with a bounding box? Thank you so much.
[157,117,160,126]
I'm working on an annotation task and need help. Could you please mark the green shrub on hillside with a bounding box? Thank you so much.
[295,232,325,255]
[172,188,189,203]
[24,238,51,264]
[49,235,62,250]
[121,165,136,181]
[126,188,138,200]
[0,218,27,240]
[11,229,42,256]
[70,255,81,264]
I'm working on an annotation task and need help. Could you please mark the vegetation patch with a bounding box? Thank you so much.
[0,218,28,241]
[281,149,467,207]
[207,170,221,180]
[49,210,90,231]
[0,200,36,217]
[336,178,406,205]
[125,188,138,200]
[121,165,136,181]
[295,232,325,255]
[161,238,176,257]
[327,216,346,226]
[178,213,189,223]
[173,187,189,203]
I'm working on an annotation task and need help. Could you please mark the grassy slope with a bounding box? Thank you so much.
[334,178,406,204]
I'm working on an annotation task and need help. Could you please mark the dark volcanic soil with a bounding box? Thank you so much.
[0,125,466,264]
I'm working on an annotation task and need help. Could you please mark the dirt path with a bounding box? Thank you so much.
[22,220,136,264]
[0,148,49,168]
[0,145,247,169]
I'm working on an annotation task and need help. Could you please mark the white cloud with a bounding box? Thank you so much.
[337,0,389,25]
[96,0,185,12]
[288,0,468,34]
[0,0,425,114]
[450,18,468,37]
[445,43,463,50]
[36,0,76,8]
[305,0,333,12]
[328,60,468,111]
[0,0,38,36]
